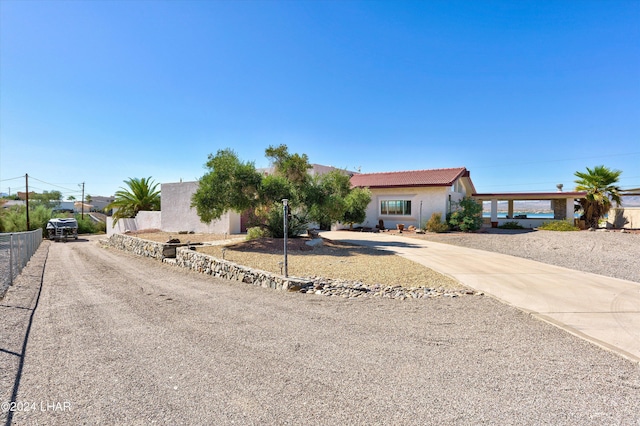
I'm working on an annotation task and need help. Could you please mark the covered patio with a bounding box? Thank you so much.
[473,191,586,228]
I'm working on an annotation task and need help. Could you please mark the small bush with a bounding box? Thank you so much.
[448,197,483,232]
[537,221,579,231]
[75,215,106,234]
[246,226,268,240]
[426,212,449,233]
[498,221,524,230]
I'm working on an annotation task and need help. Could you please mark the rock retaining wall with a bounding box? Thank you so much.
[106,233,312,291]
[107,234,165,260]
[106,234,477,299]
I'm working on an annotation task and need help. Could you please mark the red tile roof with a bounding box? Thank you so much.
[351,167,469,188]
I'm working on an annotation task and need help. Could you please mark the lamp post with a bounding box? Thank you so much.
[282,199,288,277]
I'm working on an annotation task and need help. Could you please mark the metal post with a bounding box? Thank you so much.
[282,199,288,278]
[25,174,30,231]
[9,233,14,286]
[420,200,423,230]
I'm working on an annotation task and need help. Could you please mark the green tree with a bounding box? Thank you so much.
[106,177,161,224]
[192,146,371,236]
[574,165,622,228]
[306,170,351,230]
[448,197,483,232]
[31,190,62,208]
[342,187,372,229]
[191,149,263,223]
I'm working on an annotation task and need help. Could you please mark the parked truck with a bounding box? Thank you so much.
[46,218,78,242]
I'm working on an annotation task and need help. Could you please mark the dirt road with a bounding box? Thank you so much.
[2,237,639,425]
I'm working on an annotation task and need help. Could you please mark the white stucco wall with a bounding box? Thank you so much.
[106,211,162,236]
[342,186,458,230]
[161,181,241,234]
[607,207,640,229]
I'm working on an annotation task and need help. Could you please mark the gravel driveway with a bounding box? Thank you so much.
[1,236,639,425]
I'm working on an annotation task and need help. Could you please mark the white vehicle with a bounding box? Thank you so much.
[46,218,78,241]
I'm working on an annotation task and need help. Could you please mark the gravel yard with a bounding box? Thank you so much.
[134,231,463,290]
[404,228,640,283]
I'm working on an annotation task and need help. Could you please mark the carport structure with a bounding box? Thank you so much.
[473,191,586,228]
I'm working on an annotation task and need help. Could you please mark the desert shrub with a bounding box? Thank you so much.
[263,205,308,238]
[0,204,52,235]
[498,221,524,230]
[75,215,106,234]
[448,197,483,232]
[246,226,268,240]
[538,221,579,231]
[426,212,449,233]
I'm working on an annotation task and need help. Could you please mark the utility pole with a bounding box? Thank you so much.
[81,182,85,219]
[25,174,30,231]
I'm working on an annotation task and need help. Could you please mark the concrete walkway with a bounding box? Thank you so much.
[321,231,640,363]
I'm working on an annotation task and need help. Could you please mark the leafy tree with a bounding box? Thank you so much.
[448,197,483,232]
[265,144,311,188]
[574,165,622,228]
[67,195,76,201]
[192,146,371,236]
[306,171,351,230]
[191,149,263,223]
[31,190,62,208]
[106,177,161,224]
[342,187,372,229]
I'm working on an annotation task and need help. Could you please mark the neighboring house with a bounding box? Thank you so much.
[348,167,476,230]
[90,196,115,212]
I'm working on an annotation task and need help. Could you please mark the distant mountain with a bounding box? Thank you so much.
[622,196,640,207]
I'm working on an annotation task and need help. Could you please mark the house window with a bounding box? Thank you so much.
[381,200,411,215]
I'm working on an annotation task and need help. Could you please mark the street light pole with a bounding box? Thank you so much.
[282,199,288,278]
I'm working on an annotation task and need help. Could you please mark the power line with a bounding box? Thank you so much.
[0,175,26,182]
[28,176,83,194]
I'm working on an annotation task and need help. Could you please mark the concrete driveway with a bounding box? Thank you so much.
[321,231,640,362]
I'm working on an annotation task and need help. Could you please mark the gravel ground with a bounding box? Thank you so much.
[1,237,639,425]
[135,232,463,290]
[403,229,640,283]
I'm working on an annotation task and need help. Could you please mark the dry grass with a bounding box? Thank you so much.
[128,230,461,289]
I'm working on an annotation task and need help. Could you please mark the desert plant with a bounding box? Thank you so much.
[538,221,579,231]
[498,221,524,230]
[574,165,622,229]
[426,212,449,233]
[75,215,106,234]
[263,203,308,238]
[448,197,483,232]
[106,177,161,225]
[246,226,268,240]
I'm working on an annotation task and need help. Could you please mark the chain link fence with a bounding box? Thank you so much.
[0,229,43,298]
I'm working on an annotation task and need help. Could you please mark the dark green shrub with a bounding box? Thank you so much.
[448,197,483,232]
[75,215,106,234]
[264,204,308,238]
[426,212,449,233]
[498,221,524,230]
[538,221,579,231]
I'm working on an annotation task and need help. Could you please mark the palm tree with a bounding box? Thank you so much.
[574,165,622,228]
[106,177,160,224]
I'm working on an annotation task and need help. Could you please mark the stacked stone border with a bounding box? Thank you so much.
[105,234,312,291]
[105,234,479,299]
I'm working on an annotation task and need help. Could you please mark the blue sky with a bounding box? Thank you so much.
[1,0,638,199]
